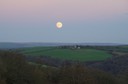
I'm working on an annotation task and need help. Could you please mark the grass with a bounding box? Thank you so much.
[20,47,112,62]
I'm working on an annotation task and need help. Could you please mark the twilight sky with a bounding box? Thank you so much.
[0,0,128,44]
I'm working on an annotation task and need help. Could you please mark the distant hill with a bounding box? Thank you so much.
[0,42,126,49]
[0,42,60,49]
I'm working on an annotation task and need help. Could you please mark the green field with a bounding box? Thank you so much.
[19,47,112,61]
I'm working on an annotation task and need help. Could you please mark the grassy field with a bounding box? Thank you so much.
[19,47,112,61]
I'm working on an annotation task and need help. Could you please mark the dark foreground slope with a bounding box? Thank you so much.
[1,51,127,84]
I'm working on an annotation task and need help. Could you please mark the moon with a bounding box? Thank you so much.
[56,22,63,28]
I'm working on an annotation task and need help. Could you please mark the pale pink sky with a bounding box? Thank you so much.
[0,0,128,43]
[0,0,127,21]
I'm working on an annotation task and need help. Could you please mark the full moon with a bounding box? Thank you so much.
[56,22,63,28]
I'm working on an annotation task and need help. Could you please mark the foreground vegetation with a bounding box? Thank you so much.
[0,51,128,84]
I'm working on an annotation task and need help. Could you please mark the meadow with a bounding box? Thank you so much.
[20,47,112,61]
